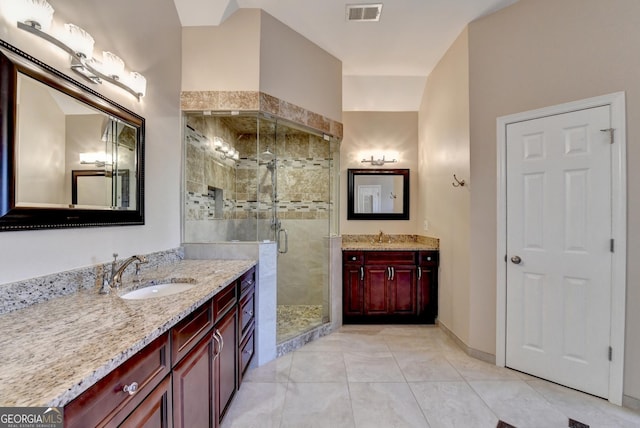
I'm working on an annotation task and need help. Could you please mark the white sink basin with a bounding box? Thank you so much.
[120,278,198,300]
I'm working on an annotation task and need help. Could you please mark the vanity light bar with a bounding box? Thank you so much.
[16,20,146,99]
[361,155,397,166]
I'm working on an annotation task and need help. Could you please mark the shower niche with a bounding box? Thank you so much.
[183,112,340,343]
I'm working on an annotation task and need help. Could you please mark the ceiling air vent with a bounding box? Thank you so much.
[346,3,383,22]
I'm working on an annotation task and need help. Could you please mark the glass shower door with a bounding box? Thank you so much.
[264,119,334,343]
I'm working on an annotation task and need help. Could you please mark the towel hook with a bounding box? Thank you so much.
[452,174,466,188]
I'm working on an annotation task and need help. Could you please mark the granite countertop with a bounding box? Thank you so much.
[342,241,439,251]
[0,259,255,407]
[341,234,439,251]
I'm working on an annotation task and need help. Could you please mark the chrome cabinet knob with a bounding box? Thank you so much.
[123,382,139,395]
[511,255,522,264]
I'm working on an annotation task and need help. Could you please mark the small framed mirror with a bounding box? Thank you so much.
[347,168,409,220]
[0,41,144,231]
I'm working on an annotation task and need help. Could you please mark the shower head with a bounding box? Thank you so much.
[259,149,274,162]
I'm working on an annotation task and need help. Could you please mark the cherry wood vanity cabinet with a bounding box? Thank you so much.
[64,265,257,428]
[343,250,438,324]
[417,251,439,323]
[343,252,366,318]
[64,333,172,428]
[173,278,238,428]
[237,267,256,385]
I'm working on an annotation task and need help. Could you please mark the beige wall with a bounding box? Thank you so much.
[181,9,342,123]
[467,0,640,402]
[0,0,183,284]
[182,9,261,92]
[259,11,342,122]
[418,28,471,345]
[341,112,419,235]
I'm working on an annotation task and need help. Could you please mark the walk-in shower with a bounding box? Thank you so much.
[182,112,339,343]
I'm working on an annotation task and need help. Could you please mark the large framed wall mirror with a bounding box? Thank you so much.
[347,168,409,220]
[0,41,144,231]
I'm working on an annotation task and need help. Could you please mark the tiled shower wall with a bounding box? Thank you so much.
[183,114,334,306]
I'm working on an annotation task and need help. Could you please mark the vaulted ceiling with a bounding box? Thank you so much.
[173,0,518,111]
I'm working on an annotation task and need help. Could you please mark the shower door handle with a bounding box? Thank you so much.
[278,228,289,254]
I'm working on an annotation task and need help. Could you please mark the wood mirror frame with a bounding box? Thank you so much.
[0,40,144,231]
[347,168,410,220]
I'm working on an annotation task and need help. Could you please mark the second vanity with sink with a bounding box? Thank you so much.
[0,257,257,427]
[342,234,439,324]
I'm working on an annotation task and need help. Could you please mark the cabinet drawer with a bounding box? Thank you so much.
[171,301,213,366]
[419,251,439,266]
[343,252,364,264]
[239,267,256,296]
[239,287,255,337]
[364,251,416,265]
[214,282,237,322]
[239,325,255,379]
[65,333,170,428]
[117,375,172,428]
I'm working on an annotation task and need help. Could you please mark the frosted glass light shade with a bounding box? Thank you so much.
[79,152,112,165]
[15,0,54,31]
[128,72,147,97]
[102,51,125,78]
[60,23,94,58]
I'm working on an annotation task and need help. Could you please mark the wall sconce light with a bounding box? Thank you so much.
[58,23,94,59]
[212,137,240,161]
[14,0,54,31]
[14,0,147,99]
[79,152,112,167]
[361,155,397,166]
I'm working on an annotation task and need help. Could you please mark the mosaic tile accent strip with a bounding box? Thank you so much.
[184,152,334,221]
[180,91,343,139]
[0,248,184,315]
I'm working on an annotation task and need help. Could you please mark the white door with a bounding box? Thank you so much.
[358,185,381,213]
[505,105,612,398]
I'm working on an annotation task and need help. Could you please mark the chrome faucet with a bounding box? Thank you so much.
[100,253,148,294]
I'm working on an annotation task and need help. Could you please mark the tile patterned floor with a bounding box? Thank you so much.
[276,304,324,343]
[222,325,640,428]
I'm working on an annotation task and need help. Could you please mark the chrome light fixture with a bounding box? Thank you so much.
[14,0,54,31]
[361,155,397,166]
[79,152,112,167]
[100,51,125,79]
[58,23,94,59]
[14,0,147,99]
[211,137,240,161]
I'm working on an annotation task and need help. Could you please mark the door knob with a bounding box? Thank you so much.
[511,255,522,264]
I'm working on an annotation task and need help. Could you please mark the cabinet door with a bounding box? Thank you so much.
[64,334,170,428]
[418,265,438,323]
[216,307,238,424]
[364,266,390,315]
[173,334,214,428]
[343,264,364,316]
[119,376,172,428]
[391,265,417,315]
